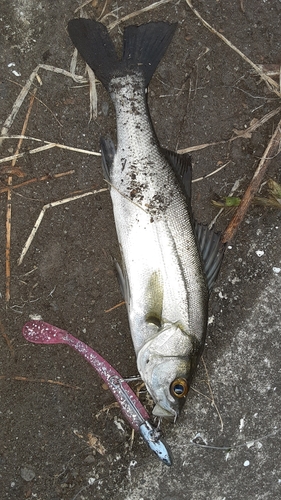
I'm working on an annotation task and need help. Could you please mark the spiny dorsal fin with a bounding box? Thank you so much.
[162,149,192,203]
[163,148,224,289]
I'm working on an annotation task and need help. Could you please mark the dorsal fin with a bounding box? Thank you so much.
[163,148,225,290]
[162,149,192,203]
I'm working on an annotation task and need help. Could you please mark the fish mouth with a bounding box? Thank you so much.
[152,403,178,422]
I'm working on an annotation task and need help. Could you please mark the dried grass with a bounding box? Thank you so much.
[185,0,281,98]
[106,0,173,30]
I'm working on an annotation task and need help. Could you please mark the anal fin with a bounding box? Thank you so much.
[195,223,225,291]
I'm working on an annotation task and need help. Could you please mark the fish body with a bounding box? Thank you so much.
[108,75,208,419]
[68,19,224,419]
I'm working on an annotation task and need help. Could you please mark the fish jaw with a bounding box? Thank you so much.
[136,324,201,419]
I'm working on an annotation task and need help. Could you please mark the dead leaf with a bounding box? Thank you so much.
[233,128,252,139]
[87,433,106,455]
[0,165,26,177]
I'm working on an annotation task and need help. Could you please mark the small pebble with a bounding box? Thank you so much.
[20,467,35,481]
[255,250,264,257]
[243,460,250,467]
[101,102,109,116]
[273,267,281,274]
[29,314,43,320]
[84,455,95,464]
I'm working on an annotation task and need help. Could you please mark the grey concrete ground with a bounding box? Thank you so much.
[1,1,280,499]
[120,274,281,499]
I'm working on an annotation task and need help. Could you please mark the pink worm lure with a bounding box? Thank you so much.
[22,320,172,466]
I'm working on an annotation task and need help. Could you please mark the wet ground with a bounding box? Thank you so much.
[1,1,281,499]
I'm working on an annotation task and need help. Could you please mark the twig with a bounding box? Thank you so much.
[74,0,93,13]
[104,301,126,313]
[71,485,90,500]
[209,179,241,229]
[0,170,75,195]
[0,320,14,357]
[87,64,98,120]
[0,375,81,390]
[185,1,281,97]
[5,178,12,302]
[95,402,120,419]
[190,428,280,452]
[5,90,36,302]
[0,135,101,165]
[0,65,87,146]
[17,188,108,265]
[201,357,224,431]
[222,117,281,243]
[190,386,212,401]
[106,0,173,31]
[192,161,232,183]
[7,78,63,127]
[0,166,25,177]
[97,0,109,21]
[177,106,281,154]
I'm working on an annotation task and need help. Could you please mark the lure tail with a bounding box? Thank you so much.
[68,18,177,90]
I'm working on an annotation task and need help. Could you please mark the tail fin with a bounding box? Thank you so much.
[68,19,177,90]
[122,23,177,87]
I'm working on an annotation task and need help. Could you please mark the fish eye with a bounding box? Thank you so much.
[170,378,189,398]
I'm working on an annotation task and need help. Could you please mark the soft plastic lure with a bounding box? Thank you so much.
[22,320,172,466]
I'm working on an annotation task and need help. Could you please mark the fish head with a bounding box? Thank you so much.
[137,323,199,420]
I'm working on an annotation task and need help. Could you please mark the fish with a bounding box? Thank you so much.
[22,320,173,466]
[67,19,225,420]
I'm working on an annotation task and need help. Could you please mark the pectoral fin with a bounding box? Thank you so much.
[145,271,163,328]
[115,260,130,305]
[100,136,115,182]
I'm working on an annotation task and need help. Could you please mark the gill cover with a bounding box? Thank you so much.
[137,323,194,418]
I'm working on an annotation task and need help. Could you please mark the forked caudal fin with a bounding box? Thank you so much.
[68,19,177,90]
